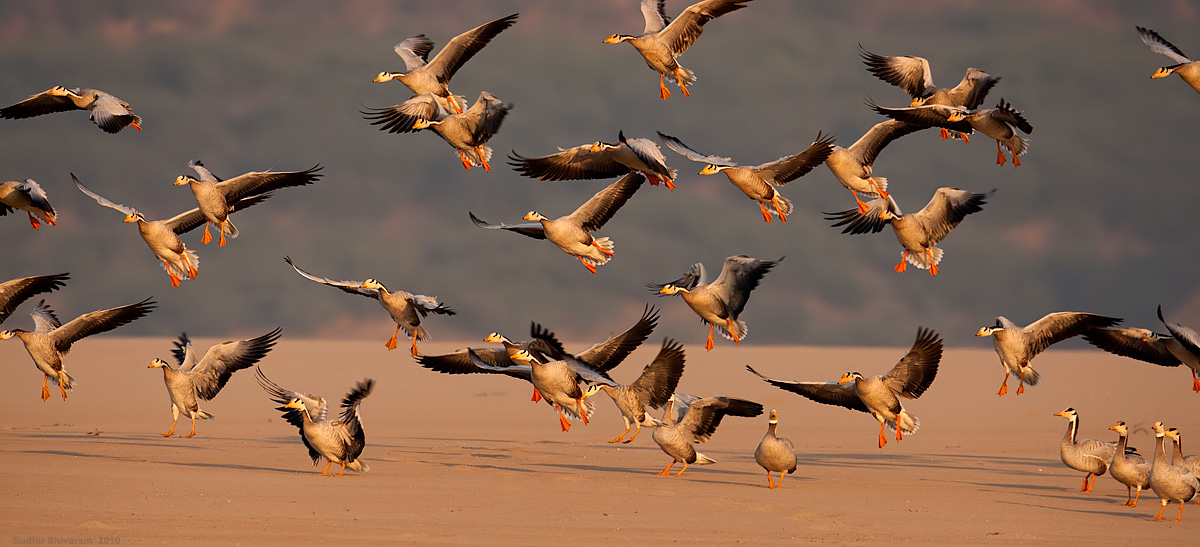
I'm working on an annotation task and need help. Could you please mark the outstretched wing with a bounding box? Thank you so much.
[567,172,646,232]
[573,304,659,372]
[422,14,519,82]
[189,327,283,400]
[880,327,942,399]
[905,187,991,245]
[628,338,686,409]
[508,145,630,181]
[1083,327,1181,368]
[0,273,68,325]
[468,211,546,240]
[656,131,736,166]
[71,173,142,219]
[746,365,868,413]
[658,0,752,56]
[51,298,155,354]
[648,261,707,292]
[283,256,380,299]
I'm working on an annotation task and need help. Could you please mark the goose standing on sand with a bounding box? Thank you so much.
[747,327,942,448]
[1149,423,1199,521]
[256,367,374,476]
[0,86,141,133]
[1108,421,1152,507]
[1137,26,1200,94]
[867,99,1033,167]
[1083,309,1200,394]
[824,120,926,213]
[148,328,281,438]
[173,162,322,247]
[976,312,1122,395]
[1052,408,1116,493]
[1,298,154,401]
[657,131,835,222]
[373,13,519,115]
[284,257,454,356]
[508,131,678,189]
[603,0,754,100]
[1,179,57,229]
[755,409,797,489]
[409,91,510,171]
[859,47,999,140]
[595,338,686,443]
[651,255,780,350]
[825,187,991,275]
[72,174,269,287]
[470,172,645,273]
[465,348,615,432]
[0,273,68,326]
[1167,427,1200,478]
[652,394,763,476]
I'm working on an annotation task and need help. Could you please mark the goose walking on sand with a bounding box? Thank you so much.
[1053,408,1116,493]
[652,394,763,476]
[257,367,374,476]
[976,312,1122,395]
[1150,423,1199,521]
[825,187,991,276]
[284,257,455,356]
[1,179,57,229]
[1167,427,1200,478]
[595,338,686,443]
[148,328,281,438]
[173,161,322,247]
[508,131,677,188]
[657,131,834,221]
[373,13,519,115]
[1,298,154,401]
[651,255,780,350]
[1137,26,1200,94]
[0,86,141,133]
[748,327,942,448]
[755,409,797,488]
[470,172,645,273]
[1108,421,1152,507]
[0,273,68,326]
[604,0,754,100]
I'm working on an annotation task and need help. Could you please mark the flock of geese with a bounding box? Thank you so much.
[1,0,1199,515]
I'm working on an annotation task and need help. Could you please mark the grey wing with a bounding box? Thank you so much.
[710,255,780,318]
[189,327,282,400]
[160,206,212,235]
[88,92,138,133]
[508,144,630,181]
[755,132,836,184]
[991,99,1033,134]
[51,298,155,354]
[568,172,645,232]
[0,273,68,325]
[407,293,455,317]
[628,338,686,408]
[564,357,618,386]
[171,332,198,370]
[656,131,735,166]
[641,0,669,34]
[824,195,893,235]
[335,378,374,429]
[219,165,322,203]
[620,134,674,174]
[905,187,991,244]
[462,349,535,382]
[71,174,141,218]
[649,261,707,292]
[746,365,868,413]
[677,396,763,442]
[859,47,934,99]
[461,91,510,142]
[574,305,659,372]
[188,159,222,183]
[1025,312,1123,355]
[1158,305,1200,357]
[659,0,751,55]
[422,14,519,81]
[0,87,81,118]
[416,347,518,373]
[866,100,973,133]
[394,35,436,71]
[1083,327,1181,367]
[954,69,1000,110]
[255,366,328,426]
[881,327,942,398]
[468,212,546,240]
[283,256,380,298]
[846,120,927,167]
[20,179,55,216]
[1137,26,1192,64]
[363,92,447,134]
[29,300,62,333]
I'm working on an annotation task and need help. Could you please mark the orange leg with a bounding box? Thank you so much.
[896,426,904,442]
[895,250,909,273]
[457,149,473,170]
[27,213,42,230]
[319,461,333,476]
[673,462,689,477]
[658,74,671,100]
[704,324,715,351]
[1016,369,1026,395]
[1123,486,1134,506]
[531,388,542,402]
[727,317,741,345]
[58,372,68,400]
[556,405,572,432]
[166,260,182,287]
[1011,139,1021,168]
[184,418,197,438]
[939,127,949,140]
[410,338,419,357]
[1152,501,1168,520]
[773,197,788,223]
[851,190,869,214]
[869,177,889,199]
[1131,488,1143,507]
[877,421,888,448]
[623,425,641,444]
[384,325,400,351]
[767,472,776,489]
[593,241,614,256]
[997,373,1009,396]
[657,461,676,476]
[577,398,590,425]
[162,418,177,437]
[41,376,51,401]
[577,256,597,274]
[1192,371,1199,392]
[338,462,347,477]
[675,70,690,98]
[131,121,142,131]
[217,220,228,247]
[661,176,676,191]
[183,254,198,279]
[201,222,213,245]
[608,426,631,443]
[1175,503,1184,522]
[927,248,939,276]
[476,146,491,171]
[646,174,661,186]
[995,141,1007,166]
[758,202,772,223]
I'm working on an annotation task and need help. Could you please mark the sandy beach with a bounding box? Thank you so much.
[2,336,1197,545]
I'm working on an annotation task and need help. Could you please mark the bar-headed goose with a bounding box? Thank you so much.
[755,409,797,488]
[0,86,141,133]
[867,99,1033,167]
[859,46,999,140]
[1108,421,1151,506]
[509,131,678,189]
[465,348,616,432]
[976,312,1122,395]
[1,179,57,229]
[1137,26,1200,94]
[747,327,941,448]
[173,161,322,247]
[651,255,779,350]
[1150,423,1199,521]
[256,367,374,476]
[595,338,686,443]
[1053,408,1116,493]
[824,120,926,213]
[652,394,763,476]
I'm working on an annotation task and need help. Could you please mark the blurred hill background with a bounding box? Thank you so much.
[2,0,1197,349]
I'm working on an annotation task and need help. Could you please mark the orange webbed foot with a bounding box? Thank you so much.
[28,213,42,230]
[201,223,212,245]
[759,203,772,223]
